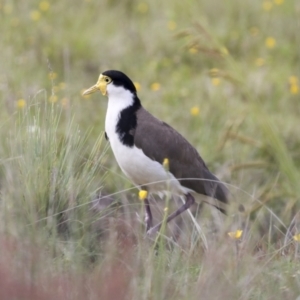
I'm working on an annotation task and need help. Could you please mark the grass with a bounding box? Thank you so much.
[1,0,300,298]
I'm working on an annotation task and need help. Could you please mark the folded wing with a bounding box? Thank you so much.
[134,108,228,205]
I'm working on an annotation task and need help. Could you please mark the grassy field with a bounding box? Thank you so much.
[1,0,300,298]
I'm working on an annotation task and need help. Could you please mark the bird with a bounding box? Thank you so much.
[83,70,229,234]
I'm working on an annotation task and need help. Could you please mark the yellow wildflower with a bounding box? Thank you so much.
[39,1,50,11]
[293,234,300,242]
[167,21,177,31]
[289,76,299,94]
[265,37,276,49]
[16,99,26,109]
[30,10,41,21]
[255,58,265,67]
[289,76,298,85]
[220,47,229,56]
[49,95,58,103]
[189,47,198,54]
[136,2,148,14]
[228,229,243,239]
[139,190,148,201]
[273,0,284,5]
[190,106,200,116]
[290,84,299,95]
[211,77,221,86]
[134,82,141,91]
[48,72,57,80]
[262,1,273,11]
[163,158,169,169]
[150,82,161,91]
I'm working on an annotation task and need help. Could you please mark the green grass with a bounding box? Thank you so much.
[1,0,300,298]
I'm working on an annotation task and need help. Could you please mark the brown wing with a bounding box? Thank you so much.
[134,108,228,203]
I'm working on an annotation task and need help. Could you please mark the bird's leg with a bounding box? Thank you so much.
[144,198,153,232]
[147,193,195,235]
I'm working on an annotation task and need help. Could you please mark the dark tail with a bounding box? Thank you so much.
[204,170,229,214]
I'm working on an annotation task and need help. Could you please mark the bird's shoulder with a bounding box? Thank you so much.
[134,108,207,168]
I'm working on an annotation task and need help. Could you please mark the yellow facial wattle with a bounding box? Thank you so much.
[82,74,111,96]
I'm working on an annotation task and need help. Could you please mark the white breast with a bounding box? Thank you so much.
[104,88,190,195]
[105,86,134,141]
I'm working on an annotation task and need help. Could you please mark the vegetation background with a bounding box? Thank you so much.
[0,0,300,298]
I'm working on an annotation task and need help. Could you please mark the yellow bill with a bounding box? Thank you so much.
[82,74,111,96]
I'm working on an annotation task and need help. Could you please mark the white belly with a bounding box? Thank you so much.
[110,136,188,195]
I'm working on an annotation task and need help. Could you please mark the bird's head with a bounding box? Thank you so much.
[83,70,137,98]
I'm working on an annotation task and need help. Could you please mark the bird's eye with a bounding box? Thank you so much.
[105,78,110,83]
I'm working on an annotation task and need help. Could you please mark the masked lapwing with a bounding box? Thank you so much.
[83,70,229,234]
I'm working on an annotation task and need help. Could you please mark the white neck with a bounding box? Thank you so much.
[105,84,135,141]
[107,84,135,113]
